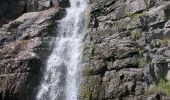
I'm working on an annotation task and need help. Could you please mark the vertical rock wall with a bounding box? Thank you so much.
[82,0,170,99]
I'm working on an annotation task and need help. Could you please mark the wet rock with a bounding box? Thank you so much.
[0,7,65,99]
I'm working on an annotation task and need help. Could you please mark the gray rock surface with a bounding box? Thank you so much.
[1,0,170,100]
[0,6,65,100]
[82,0,170,99]
[0,0,69,27]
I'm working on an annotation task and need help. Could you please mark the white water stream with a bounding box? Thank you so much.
[36,0,87,100]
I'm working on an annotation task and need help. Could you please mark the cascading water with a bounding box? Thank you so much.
[36,0,87,100]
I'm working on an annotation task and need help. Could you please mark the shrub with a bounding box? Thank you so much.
[147,78,170,96]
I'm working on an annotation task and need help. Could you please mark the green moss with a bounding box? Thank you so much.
[126,12,134,17]
[139,56,149,67]
[80,76,96,100]
[113,20,121,29]
[81,67,93,76]
[130,29,142,41]
[159,38,170,47]
[147,78,170,96]
[138,45,150,67]
[144,0,149,10]
[126,12,145,19]
[80,87,92,100]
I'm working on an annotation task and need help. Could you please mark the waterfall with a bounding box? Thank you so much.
[36,0,87,100]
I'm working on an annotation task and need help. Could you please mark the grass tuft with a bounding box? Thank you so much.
[147,78,170,96]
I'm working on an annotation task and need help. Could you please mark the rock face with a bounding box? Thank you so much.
[82,0,170,99]
[1,0,170,100]
[0,0,69,27]
[26,0,70,12]
[0,2,66,100]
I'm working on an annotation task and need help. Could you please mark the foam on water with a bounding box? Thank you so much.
[36,0,87,100]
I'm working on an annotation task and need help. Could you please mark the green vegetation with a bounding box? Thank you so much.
[159,38,170,47]
[138,44,150,67]
[147,78,170,96]
[139,48,149,67]
[130,29,142,41]
[80,87,92,100]
[113,20,121,29]
[126,12,145,19]
[139,56,149,67]
[144,0,149,10]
